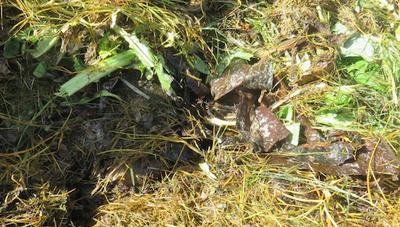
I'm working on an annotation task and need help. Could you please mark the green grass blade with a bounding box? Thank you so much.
[56,50,137,97]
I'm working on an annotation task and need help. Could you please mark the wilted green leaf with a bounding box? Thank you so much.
[155,55,174,94]
[277,105,300,146]
[114,26,155,70]
[245,18,273,44]
[4,38,20,58]
[278,105,293,121]
[316,5,330,24]
[155,64,174,95]
[193,55,210,75]
[33,62,47,78]
[31,35,60,58]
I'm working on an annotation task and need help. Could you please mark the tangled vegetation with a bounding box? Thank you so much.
[1,0,399,226]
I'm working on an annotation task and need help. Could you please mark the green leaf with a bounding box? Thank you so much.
[346,60,387,92]
[324,86,354,106]
[193,55,210,75]
[316,5,330,24]
[4,38,20,58]
[144,66,154,80]
[277,105,294,121]
[33,63,47,78]
[316,110,355,129]
[278,105,300,146]
[115,26,174,94]
[217,49,254,75]
[98,32,119,59]
[31,35,60,58]
[114,26,155,70]
[72,55,85,71]
[155,55,174,94]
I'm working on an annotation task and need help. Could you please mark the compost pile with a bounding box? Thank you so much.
[1,0,400,226]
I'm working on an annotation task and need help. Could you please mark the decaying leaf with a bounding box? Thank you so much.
[270,138,400,177]
[298,115,324,143]
[345,139,400,176]
[236,91,255,133]
[210,57,274,100]
[235,91,289,152]
[251,104,290,152]
[186,76,210,97]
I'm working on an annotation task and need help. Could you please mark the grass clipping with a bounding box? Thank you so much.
[94,149,400,226]
[2,0,400,226]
